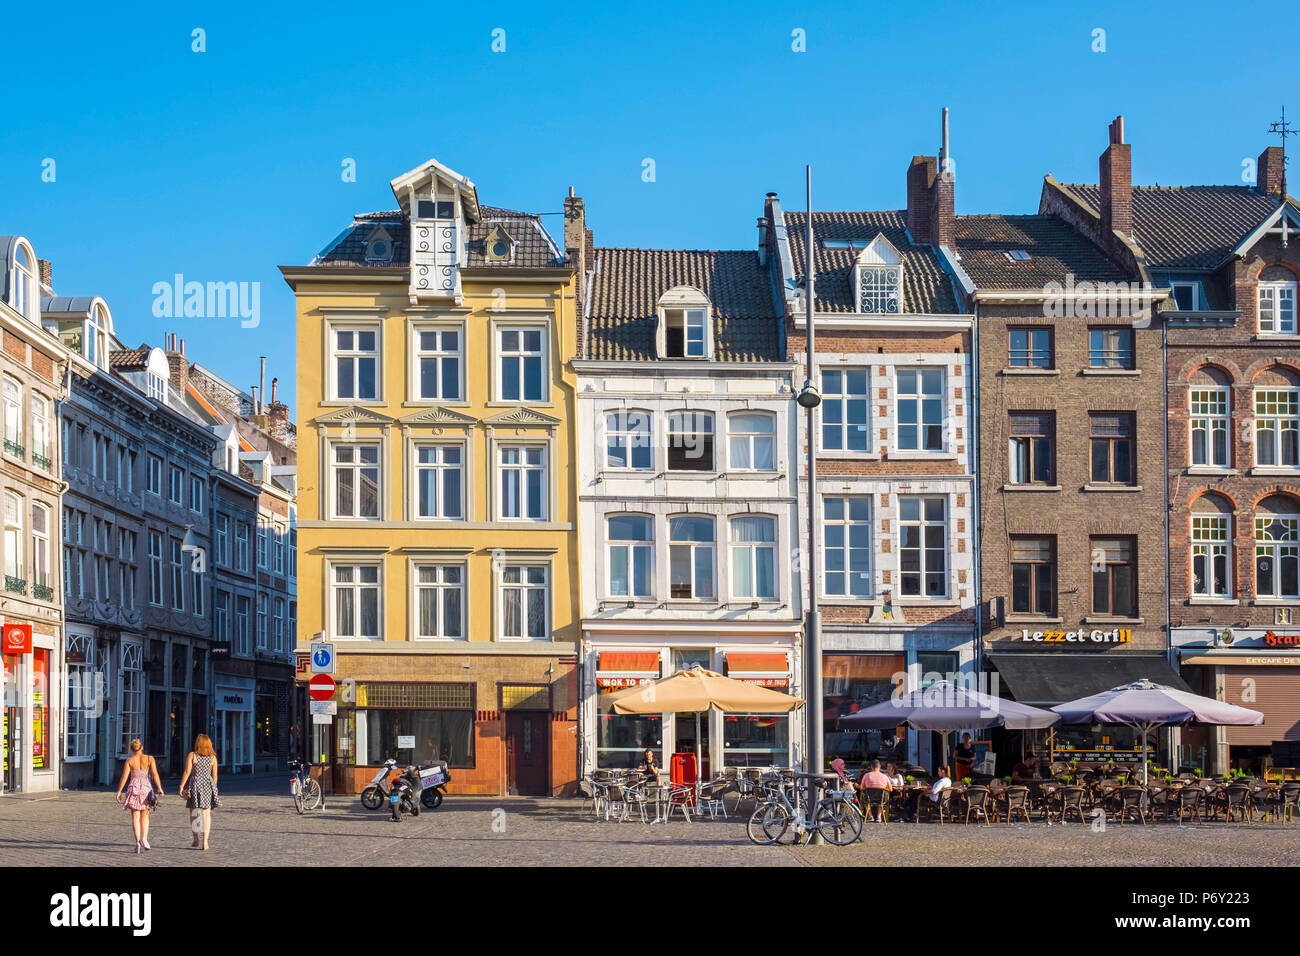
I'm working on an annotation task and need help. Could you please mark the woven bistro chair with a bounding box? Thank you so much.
[1003,786,1031,824]
[862,787,890,823]
[1175,785,1204,824]
[1280,783,1300,823]
[1059,786,1088,824]
[1222,784,1252,823]
[925,786,956,824]
[964,785,994,824]
[1116,786,1147,825]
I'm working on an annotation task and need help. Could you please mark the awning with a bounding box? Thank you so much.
[725,652,790,687]
[989,654,1191,706]
[596,652,660,689]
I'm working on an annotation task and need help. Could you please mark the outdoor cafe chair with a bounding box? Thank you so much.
[1175,785,1204,824]
[698,780,728,820]
[964,785,994,825]
[666,784,694,823]
[579,779,599,817]
[1058,786,1088,824]
[926,786,956,824]
[1222,784,1251,823]
[1279,783,1300,823]
[1116,786,1147,825]
[620,782,650,824]
[862,787,890,823]
[1003,786,1031,824]
[604,783,628,822]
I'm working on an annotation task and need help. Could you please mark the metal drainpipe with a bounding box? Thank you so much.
[971,303,983,695]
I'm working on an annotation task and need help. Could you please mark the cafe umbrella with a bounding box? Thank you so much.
[1051,679,1264,785]
[837,681,1060,773]
[601,665,805,799]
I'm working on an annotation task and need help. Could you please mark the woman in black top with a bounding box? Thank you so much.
[954,733,976,782]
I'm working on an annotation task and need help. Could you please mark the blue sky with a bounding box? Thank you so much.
[2,0,1295,408]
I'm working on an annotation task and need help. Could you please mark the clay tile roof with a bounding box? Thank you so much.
[586,248,782,363]
[1056,184,1279,270]
[782,210,964,314]
[953,214,1133,289]
[109,344,150,371]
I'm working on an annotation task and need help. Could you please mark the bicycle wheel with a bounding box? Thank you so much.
[303,779,322,811]
[294,788,306,815]
[815,797,864,846]
[746,802,791,846]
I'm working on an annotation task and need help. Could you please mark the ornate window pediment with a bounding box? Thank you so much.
[364,225,395,263]
[483,225,516,263]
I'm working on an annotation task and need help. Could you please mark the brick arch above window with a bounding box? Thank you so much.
[1176,355,1243,383]
[1249,362,1300,387]
[1188,489,1236,514]
[1248,488,1300,512]
[1253,260,1300,282]
[1187,363,1234,387]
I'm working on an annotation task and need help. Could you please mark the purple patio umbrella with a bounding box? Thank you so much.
[1051,679,1264,784]
[839,681,1060,731]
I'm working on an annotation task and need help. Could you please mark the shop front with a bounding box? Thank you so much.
[2,621,60,794]
[989,649,1189,773]
[1174,628,1300,776]
[580,628,804,781]
[214,678,254,773]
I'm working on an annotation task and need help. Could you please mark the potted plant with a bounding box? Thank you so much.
[905,775,915,784]
[1003,775,1012,784]
[962,777,973,786]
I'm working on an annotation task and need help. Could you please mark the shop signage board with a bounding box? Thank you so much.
[308,674,337,702]
[3,623,32,655]
[309,700,337,716]
[1019,627,1132,644]
[311,713,333,725]
[397,735,415,749]
[310,642,336,674]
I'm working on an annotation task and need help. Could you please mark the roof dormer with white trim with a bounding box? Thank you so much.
[851,233,904,315]
[389,158,482,304]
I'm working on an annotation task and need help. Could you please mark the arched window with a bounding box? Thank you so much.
[88,303,111,370]
[2,376,22,456]
[605,410,652,470]
[1255,495,1299,599]
[607,514,652,598]
[669,515,714,599]
[31,502,50,595]
[1190,493,1232,598]
[1253,366,1300,467]
[4,492,23,584]
[10,242,36,320]
[30,394,51,470]
[1189,367,1231,468]
[667,410,714,472]
[730,515,776,600]
[727,412,776,471]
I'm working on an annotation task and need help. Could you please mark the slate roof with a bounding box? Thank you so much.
[312,206,563,269]
[1054,184,1280,270]
[782,210,963,314]
[585,248,783,363]
[952,215,1133,289]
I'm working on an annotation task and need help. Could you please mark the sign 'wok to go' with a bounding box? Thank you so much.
[1020,627,1132,645]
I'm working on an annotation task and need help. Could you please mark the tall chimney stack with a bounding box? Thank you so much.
[1258,146,1285,198]
[564,189,591,358]
[259,356,266,415]
[1099,115,1133,240]
[271,377,278,405]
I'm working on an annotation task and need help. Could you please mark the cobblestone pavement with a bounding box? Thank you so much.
[2,783,1298,866]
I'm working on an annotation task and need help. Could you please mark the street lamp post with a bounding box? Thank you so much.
[796,165,824,844]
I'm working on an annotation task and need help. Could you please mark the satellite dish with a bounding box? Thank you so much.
[1220,627,1236,646]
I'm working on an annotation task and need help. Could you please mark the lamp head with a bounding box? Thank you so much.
[796,380,821,409]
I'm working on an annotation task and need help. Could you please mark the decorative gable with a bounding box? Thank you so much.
[364,225,395,262]
[313,406,396,427]
[483,224,516,263]
[852,233,904,315]
[481,406,561,432]
[389,158,480,303]
[399,406,478,428]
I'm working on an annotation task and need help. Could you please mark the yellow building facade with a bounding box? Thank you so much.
[283,159,581,795]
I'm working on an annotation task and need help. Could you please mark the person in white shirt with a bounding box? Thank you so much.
[929,765,953,802]
[885,762,905,788]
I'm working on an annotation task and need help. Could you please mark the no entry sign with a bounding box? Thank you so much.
[308,674,337,702]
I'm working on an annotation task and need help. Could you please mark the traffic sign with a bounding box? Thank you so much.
[309,700,337,716]
[308,674,337,702]
[311,713,333,725]
[310,641,336,675]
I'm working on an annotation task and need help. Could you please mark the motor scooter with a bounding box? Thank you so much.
[360,758,398,810]
[389,764,423,822]
[419,760,451,809]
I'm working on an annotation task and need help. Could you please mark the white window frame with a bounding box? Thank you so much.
[1254,388,1300,468]
[168,465,184,505]
[727,411,777,472]
[148,530,163,606]
[64,633,96,761]
[330,442,383,520]
[413,562,466,641]
[604,409,653,471]
[663,308,709,358]
[411,323,464,402]
[606,514,653,599]
[729,514,777,601]
[898,495,948,599]
[822,497,872,599]
[329,324,382,402]
[3,375,23,456]
[820,368,871,453]
[497,562,550,641]
[30,393,51,466]
[2,492,21,583]
[1191,514,1230,598]
[331,562,382,640]
[668,514,715,601]
[895,367,946,453]
[1256,513,1300,600]
[496,325,548,403]
[170,538,185,611]
[856,264,902,314]
[190,475,203,513]
[146,454,163,495]
[1170,280,1206,312]
[9,241,36,320]
[666,410,715,472]
[1258,281,1297,336]
[119,639,143,756]
[1190,388,1230,468]
[413,442,465,520]
[497,443,548,521]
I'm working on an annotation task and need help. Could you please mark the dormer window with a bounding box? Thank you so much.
[656,286,712,359]
[417,201,454,219]
[147,373,167,402]
[484,225,515,263]
[364,226,394,263]
[1171,280,1206,312]
[851,234,903,315]
[9,241,36,320]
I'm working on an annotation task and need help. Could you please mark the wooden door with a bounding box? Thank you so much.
[505,712,548,796]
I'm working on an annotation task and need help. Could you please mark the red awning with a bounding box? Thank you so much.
[597,652,661,674]
[726,653,789,674]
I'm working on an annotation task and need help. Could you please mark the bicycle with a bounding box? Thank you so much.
[746,772,863,846]
[289,759,324,814]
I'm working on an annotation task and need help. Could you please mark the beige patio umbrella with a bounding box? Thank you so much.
[602,665,805,798]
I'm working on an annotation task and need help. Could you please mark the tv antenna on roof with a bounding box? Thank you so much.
[1268,106,1296,196]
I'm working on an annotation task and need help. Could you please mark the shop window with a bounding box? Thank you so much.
[32,649,49,770]
[822,655,906,765]
[596,713,662,770]
[722,713,789,768]
[341,682,475,768]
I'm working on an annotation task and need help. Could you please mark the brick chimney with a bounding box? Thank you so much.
[906,156,936,244]
[37,259,52,291]
[563,188,591,358]
[1258,146,1285,198]
[1099,115,1133,239]
[164,333,189,392]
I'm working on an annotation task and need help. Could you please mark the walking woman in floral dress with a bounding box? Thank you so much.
[178,733,219,851]
[115,738,163,854]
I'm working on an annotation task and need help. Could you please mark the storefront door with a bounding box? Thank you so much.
[505,712,547,796]
[3,654,20,792]
[674,714,709,780]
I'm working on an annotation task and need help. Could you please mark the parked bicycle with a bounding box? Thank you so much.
[289,759,324,814]
[746,772,863,846]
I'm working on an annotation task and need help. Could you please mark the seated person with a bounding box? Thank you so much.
[1012,751,1038,782]
[860,759,893,822]
[635,748,660,783]
[929,765,953,802]
[884,762,905,788]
